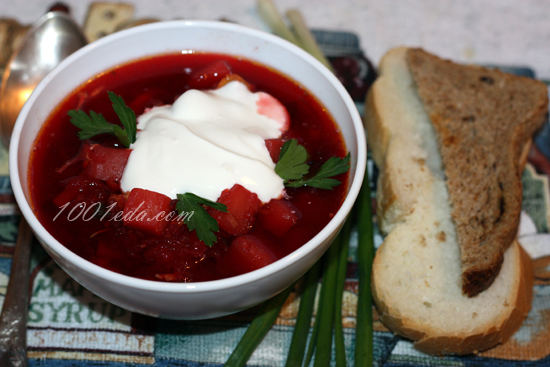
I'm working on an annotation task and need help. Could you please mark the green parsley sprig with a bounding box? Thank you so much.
[176,193,228,247]
[68,91,137,148]
[275,139,351,189]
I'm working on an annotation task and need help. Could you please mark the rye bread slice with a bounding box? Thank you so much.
[406,48,548,296]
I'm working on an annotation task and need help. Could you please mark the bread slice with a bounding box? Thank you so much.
[83,2,135,42]
[365,47,541,354]
[406,48,548,296]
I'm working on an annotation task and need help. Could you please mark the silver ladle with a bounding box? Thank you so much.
[0,11,86,367]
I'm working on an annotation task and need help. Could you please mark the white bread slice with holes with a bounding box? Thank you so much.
[83,2,135,42]
[365,47,535,355]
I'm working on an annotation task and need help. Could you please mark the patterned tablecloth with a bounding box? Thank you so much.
[0,25,549,367]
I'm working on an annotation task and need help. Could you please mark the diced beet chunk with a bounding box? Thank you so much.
[222,234,279,276]
[264,138,287,163]
[123,188,172,235]
[208,184,262,236]
[57,141,94,174]
[257,200,302,238]
[53,176,110,208]
[127,88,171,114]
[188,60,232,89]
[96,240,124,261]
[85,145,132,183]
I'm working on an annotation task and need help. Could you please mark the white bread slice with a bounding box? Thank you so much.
[365,47,533,355]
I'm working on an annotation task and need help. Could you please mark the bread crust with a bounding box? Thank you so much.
[366,47,539,355]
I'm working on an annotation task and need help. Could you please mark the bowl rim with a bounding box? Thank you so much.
[9,19,367,294]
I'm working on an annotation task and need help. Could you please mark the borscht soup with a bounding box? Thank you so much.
[29,52,350,282]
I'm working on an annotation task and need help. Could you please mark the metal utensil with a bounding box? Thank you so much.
[0,11,87,146]
[0,11,86,367]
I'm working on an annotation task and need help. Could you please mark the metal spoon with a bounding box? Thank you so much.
[0,11,86,367]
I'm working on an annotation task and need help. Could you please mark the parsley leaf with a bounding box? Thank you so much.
[275,139,351,189]
[67,91,137,148]
[108,91,137,144]
[286,153,351,189]
[275,139,310,180]
[176,193,228,247]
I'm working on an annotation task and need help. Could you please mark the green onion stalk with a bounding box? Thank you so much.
[354,166,375,367]
[224,285,294,367]
[285,261,321,367]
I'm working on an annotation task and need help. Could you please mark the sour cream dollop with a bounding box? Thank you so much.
[120,81,286,202]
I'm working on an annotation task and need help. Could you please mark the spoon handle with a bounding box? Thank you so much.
[0,218,32,367]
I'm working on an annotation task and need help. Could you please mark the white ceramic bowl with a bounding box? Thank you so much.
[10,20,366,319]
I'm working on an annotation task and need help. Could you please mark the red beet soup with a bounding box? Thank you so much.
[29,52,349,282]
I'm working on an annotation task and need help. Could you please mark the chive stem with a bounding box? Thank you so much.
[256,0,334,73]
[312,233,342,367]
[354,167,375,367]
[224,285,294,367]
[285,9,334,72]
[257,0,302,46]
[302,300,320,367]
[285,261,321,367]
[334,215,353,367]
